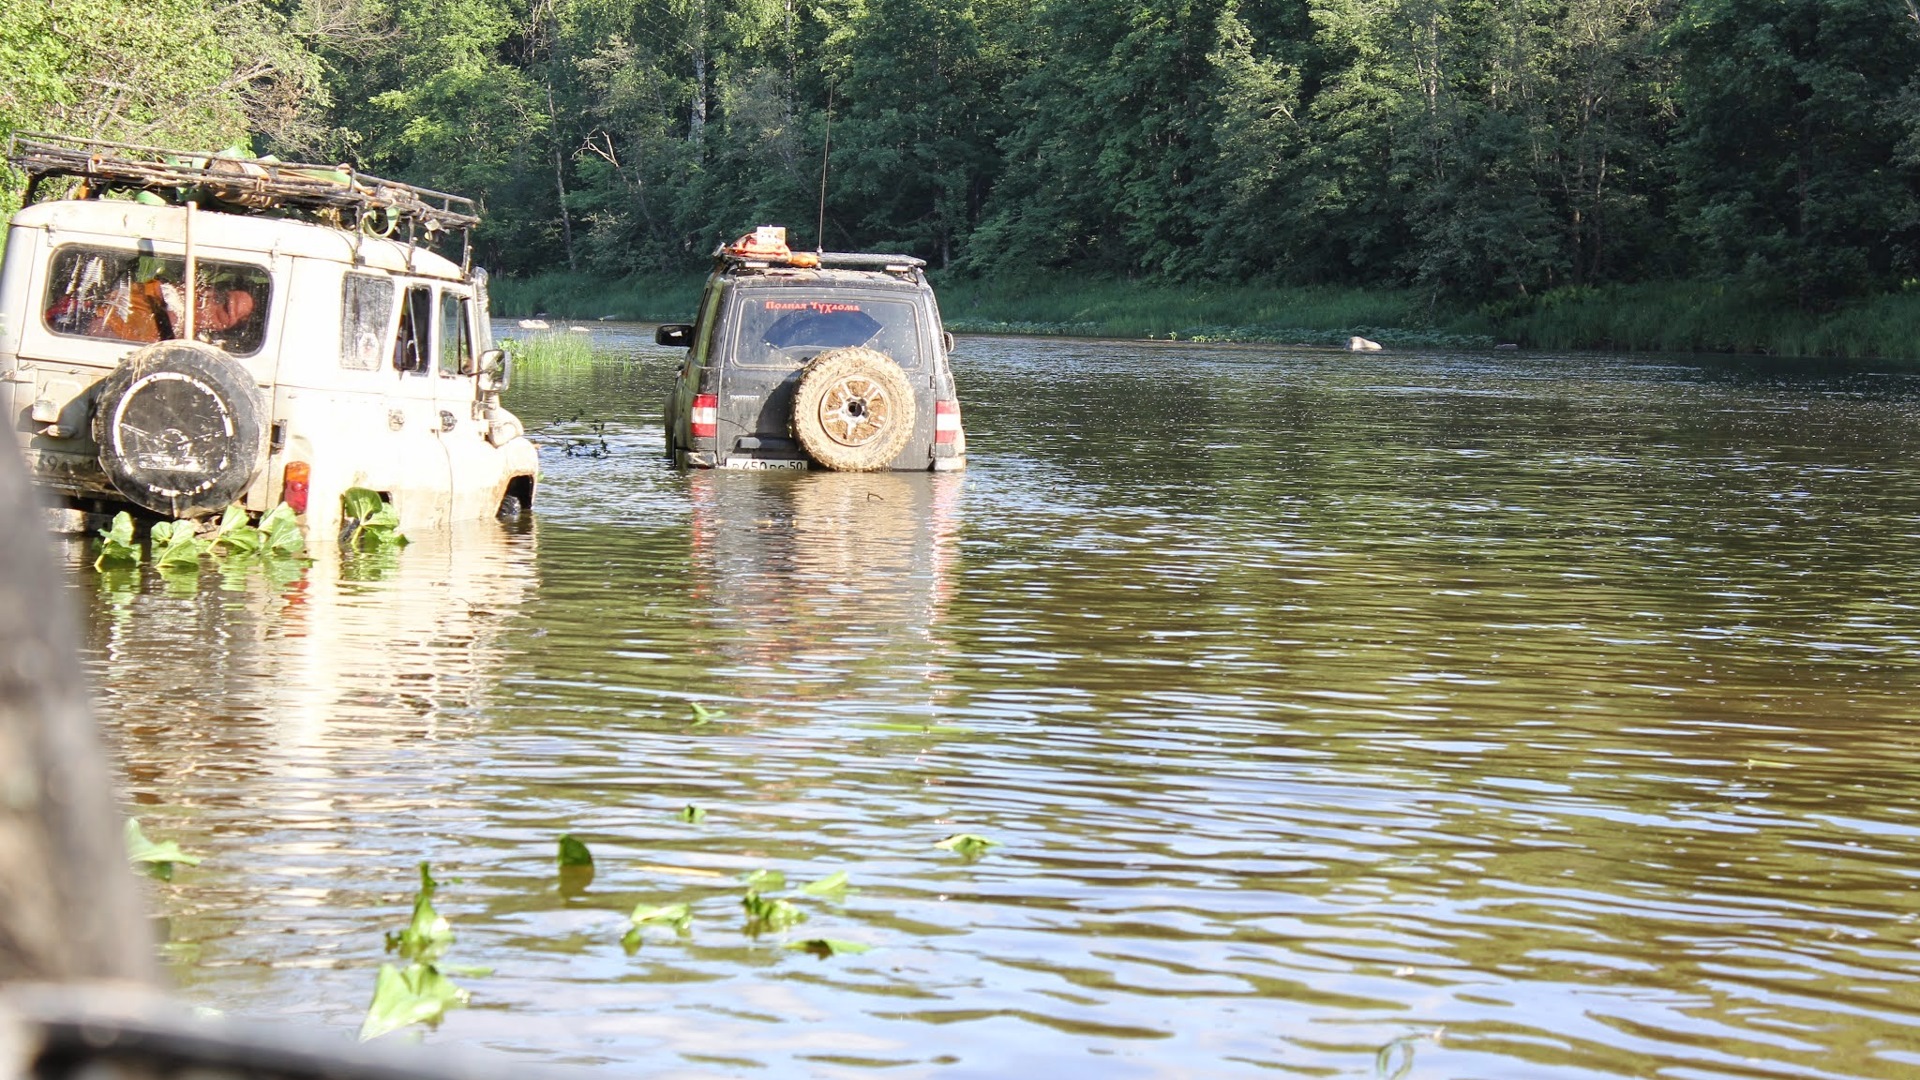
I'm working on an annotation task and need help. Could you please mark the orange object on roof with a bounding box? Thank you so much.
[730,226,790,259]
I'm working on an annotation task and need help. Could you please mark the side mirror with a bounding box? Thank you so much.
[656,323,693,348]
[943,331,956,355]
[477,347,511,392]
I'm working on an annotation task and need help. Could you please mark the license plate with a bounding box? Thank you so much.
[721,456,808,470]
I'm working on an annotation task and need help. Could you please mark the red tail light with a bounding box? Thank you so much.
[691,393,718,439]
[934,399,961,444]
[282,461,311,514]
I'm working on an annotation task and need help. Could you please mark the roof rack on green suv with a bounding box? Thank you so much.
[660,227,966,472]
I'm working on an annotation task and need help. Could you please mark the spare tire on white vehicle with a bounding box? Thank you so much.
[791,346,917,472]
[90,340,267,518]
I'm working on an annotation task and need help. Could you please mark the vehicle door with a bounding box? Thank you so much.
[719,290,934,465]
[385,282,454,518]
[431,285,497,521]
[669,279,725,458]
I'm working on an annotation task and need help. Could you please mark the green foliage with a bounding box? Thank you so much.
[741,891,807,934]
[384,862,453,961]
[622,902,694,950]
[149,519,209,568]
[358,962,469,1041]
[94,513,141,570]
[935,833,999,859]
[786,938,870,958]
[557,834,594,869]
[124,818,201,881]
[677,804,706,824]
[798,871,851,899]
[500,333,595,369]
[20,0,1920,344]
[342,488,409,551]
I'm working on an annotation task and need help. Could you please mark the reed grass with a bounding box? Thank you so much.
[499,330,596,368]
[931,274,1484,347]
[485,267,1920,360]
[1484,280,1920,360]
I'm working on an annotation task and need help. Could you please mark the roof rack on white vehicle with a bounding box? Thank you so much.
[8,132,479,264]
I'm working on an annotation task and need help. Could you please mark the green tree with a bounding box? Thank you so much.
[1668,0,1920,306]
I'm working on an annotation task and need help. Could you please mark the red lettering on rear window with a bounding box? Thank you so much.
[762,300,863,314]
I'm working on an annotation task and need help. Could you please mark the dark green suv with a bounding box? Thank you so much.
[660,227,966,472]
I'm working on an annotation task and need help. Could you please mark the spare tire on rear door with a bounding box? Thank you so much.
[91,340,266,518]
[791,346,917,472]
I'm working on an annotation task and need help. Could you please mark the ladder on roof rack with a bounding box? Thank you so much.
[7,132,479,258]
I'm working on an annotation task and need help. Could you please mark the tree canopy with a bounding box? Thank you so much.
[5,0,1919,309]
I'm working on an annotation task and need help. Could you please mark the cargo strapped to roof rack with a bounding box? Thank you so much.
[8,132,479,259]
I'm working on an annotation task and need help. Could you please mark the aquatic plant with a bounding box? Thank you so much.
[93,513,141,569]
[935,833,999,859]
[342,487,408,551]
[124,818,201,881]
[362,862,485,1041]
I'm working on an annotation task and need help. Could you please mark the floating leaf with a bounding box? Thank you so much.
[343,487,409,551]
[436,963,495,978]
[742,869,786,893]
[798,871,851,898]
[742,892,806,934]
[622,902,694,951]
[384,862,452,961]
[124,818,201,881]
[786,938,871,958]
[935,833,999,859]
[150,519,208,567]
[258,503,306,556]
[678,804,706,824]
[557,834,594,868]
[358,962,469,1041]
[94,512,141,570]
[689,701,715,725]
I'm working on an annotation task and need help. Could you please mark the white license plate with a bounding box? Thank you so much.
[721,457,809,470]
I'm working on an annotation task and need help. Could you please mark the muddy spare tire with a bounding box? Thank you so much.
[91,340,266,518]
[791,347,917,471]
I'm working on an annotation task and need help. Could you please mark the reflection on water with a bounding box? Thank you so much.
[64,331,1920,1077]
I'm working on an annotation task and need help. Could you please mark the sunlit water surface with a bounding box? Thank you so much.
[65,323,1920,1078]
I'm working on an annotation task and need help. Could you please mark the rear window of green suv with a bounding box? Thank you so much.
[728,294,922,370]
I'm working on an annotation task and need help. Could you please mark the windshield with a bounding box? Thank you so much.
[730,294,922,369]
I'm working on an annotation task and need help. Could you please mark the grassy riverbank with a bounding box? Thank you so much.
[489,270,1920,361]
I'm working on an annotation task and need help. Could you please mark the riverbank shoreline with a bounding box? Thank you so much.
[489,270,1920,362]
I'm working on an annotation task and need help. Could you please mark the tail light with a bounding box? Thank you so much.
[934,399,961,444]
[282,461,311,514]
[692,393,718,439]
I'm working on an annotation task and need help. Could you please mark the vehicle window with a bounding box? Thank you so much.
[341,273,392,371]
[439,291,472,375]
[394,286,433,373]
[43,246,271,355]
[732,295,921,369]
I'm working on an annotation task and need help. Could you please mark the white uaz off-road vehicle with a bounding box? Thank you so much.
[0,134,537,541]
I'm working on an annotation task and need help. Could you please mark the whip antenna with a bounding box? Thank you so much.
[816,84,833,253]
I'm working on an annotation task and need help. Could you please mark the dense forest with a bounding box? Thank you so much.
[5,0,1920,332]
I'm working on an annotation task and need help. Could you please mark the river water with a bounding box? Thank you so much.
[60,324,1920,1078]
